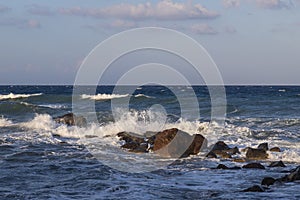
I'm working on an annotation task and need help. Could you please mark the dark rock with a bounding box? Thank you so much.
[280,166,300,182]
[257,143,269,151]
[153,128,207,158]
[243,185,264,192]
[117,128,206,158]
[246,147,268,160]
[242,162,265,169]
[269,161,286,168]
[206,151,217,158]
[270,147,281,152]
[117,132,147,153]
[117,132,144,144]
[211,141,230,151]
[53,113,87,127]
[216,164,241,170]
[216,164,229,169]
[261,177,276,186]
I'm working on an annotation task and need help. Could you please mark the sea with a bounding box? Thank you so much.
[0,85,300,199]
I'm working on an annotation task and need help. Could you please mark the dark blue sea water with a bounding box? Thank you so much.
[1,86,300,199]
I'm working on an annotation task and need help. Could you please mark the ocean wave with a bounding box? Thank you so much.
[5,111,300,164]
[81,94,129,100]
[134,94,155,99]
[38,104,68,109]
[0,93,42,100]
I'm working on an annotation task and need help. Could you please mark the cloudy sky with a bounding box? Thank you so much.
[0,0,300,85]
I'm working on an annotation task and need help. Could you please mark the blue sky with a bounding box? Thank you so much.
[0,0,300,85]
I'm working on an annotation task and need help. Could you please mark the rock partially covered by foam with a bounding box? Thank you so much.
[117,128,207,158]
[53,113,87,127]
[246,147,268,160]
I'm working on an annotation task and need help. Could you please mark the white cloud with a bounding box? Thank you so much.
[223,0,240,8]
[59,0,219,20]
[190,23,218,35]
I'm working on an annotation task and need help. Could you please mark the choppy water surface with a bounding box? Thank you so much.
[1,85,300,199]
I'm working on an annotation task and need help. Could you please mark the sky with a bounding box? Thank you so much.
[0,0,300,85]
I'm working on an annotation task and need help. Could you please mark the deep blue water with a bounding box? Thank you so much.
[0,86,300,199]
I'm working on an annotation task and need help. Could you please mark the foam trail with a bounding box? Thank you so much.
[0,93,42,100]
[81,94,129,100]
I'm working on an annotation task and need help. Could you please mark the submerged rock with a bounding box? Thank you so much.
[268,161,286,168]
[242,162,265,169]
[246,147,268,160]
[242,185,265,192]
[216,164,241,170]
[53,113,87,127]
[261,177,276,186]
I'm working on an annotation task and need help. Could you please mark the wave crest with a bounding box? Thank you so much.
[81,93,129,100]
[0,93,42,100]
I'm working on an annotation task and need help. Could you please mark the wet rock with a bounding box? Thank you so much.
[117,132,147,153]
[216,164,241,170]
[269,161,286,168]
[246,147,268,160]
[118,128,206,158]
[53,113,87,127]
[270,147,281,152]
[257,142,269,151]
[208,141,240,159]
[153,128,207,158]
[242,162,265,169]
[211,141,230,151]
[206,151,217,158]
[261,177,276,186]
[243,185,264,192]
[280,166,300,182]
[216,164,229,169]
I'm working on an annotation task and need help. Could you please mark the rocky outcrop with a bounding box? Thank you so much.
[206,141,240,159]
[117,128,207,158]
[246,147,268,160]
[53,113,87,127]
[257,143,269,151]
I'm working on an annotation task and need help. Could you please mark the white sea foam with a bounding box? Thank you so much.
[0,117,12,127]
[81,93,129,100]
[12,111,300,164]
[38,104,68,109]
[134,94,155,98]
[0,93,42,100]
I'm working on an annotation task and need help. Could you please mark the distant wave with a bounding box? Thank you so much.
[134,94,155,99]
[0,93,42,100]
[81,94,129,100]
